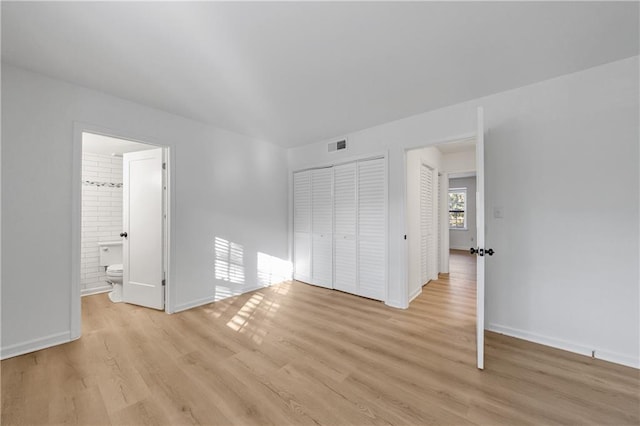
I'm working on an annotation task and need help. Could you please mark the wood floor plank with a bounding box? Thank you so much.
[2,251,638,425]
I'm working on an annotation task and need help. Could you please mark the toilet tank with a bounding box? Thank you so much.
[98,241,123,266]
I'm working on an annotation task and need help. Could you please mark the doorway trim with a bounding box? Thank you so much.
[71,122,175,340]
[402,132,476,307]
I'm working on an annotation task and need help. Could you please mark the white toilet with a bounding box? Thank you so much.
[98,241,124,303]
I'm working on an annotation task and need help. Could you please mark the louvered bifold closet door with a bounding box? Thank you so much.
[333,163,357,294]
[420,165,433,285]
[311,168,333,288]
[293,171,312,283]
[357,158,386,301]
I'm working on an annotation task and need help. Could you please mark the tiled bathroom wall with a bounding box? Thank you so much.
[81,152,123,295]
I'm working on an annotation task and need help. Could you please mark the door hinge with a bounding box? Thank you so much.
[162,279,166,286]
[162,272,166,286]
[162,162,166,170]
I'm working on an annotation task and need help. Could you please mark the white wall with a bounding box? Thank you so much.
[288,56,639,367]
[1,65,289,358]
[81,152,123,295]
[449,176,477,250]
[442,150,475,173]
[406,147,441,301]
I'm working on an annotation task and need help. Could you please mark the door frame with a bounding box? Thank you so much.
[71,122,174,340]
[402,133,475,299]
[402,130,481,366]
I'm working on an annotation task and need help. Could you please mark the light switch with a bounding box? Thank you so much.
[493,207,504,219]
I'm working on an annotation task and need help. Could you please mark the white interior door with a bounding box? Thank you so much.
[311,168,333,288]
[293,171,312,283]
[333,163,357,294]
[476,107,486,369]
[123,148,165,310]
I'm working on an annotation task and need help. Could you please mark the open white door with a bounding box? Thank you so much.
[475,107,489,370]
[123,148,165,310]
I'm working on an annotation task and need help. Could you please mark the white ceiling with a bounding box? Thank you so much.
[2,2,638,148]
[83,132,157,156]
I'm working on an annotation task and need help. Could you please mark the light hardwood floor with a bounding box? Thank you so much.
[2,250,638,425]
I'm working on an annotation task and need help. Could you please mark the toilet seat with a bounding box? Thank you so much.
[106,263,123,277]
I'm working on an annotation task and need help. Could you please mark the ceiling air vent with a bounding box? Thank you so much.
[328,139,347,153]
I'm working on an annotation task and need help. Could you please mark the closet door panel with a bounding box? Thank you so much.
[311,168,333,288]
[293,233,311,283]
[430,171,439,282]
[333,163,357,294]
[357,158,386,301]
[293,171,311,283]
[420,164,433,285]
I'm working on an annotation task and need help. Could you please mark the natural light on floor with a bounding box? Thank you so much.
[225,292,281,344]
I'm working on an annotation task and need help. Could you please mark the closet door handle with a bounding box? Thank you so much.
[120,232,128,238]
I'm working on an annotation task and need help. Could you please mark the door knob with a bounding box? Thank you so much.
[120,232,128,238]
[470,247,485,256]
[471,247,494,256]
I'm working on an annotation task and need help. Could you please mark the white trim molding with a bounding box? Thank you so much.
[173,296,218,313]
[173,283,280,314]
[488,323,639,369]
[81,285,112,297]
[1,331,75,360]
[408,287,422,304]
[385,298,408,309]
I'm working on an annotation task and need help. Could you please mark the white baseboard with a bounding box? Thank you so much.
[173,283,275,313]
[487,323,639,369]
[408,287,422,304]
[173,295,218,313]
[81,285,112,297]
[242,283,271,294]
[385,299,408,309]
[1,331,73,360]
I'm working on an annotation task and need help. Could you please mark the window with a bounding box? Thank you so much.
[449,188,467,229]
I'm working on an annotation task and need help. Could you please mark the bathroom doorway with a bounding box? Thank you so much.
[71,127,172,339]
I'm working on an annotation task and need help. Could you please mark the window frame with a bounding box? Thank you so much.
[448,187,468,230]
